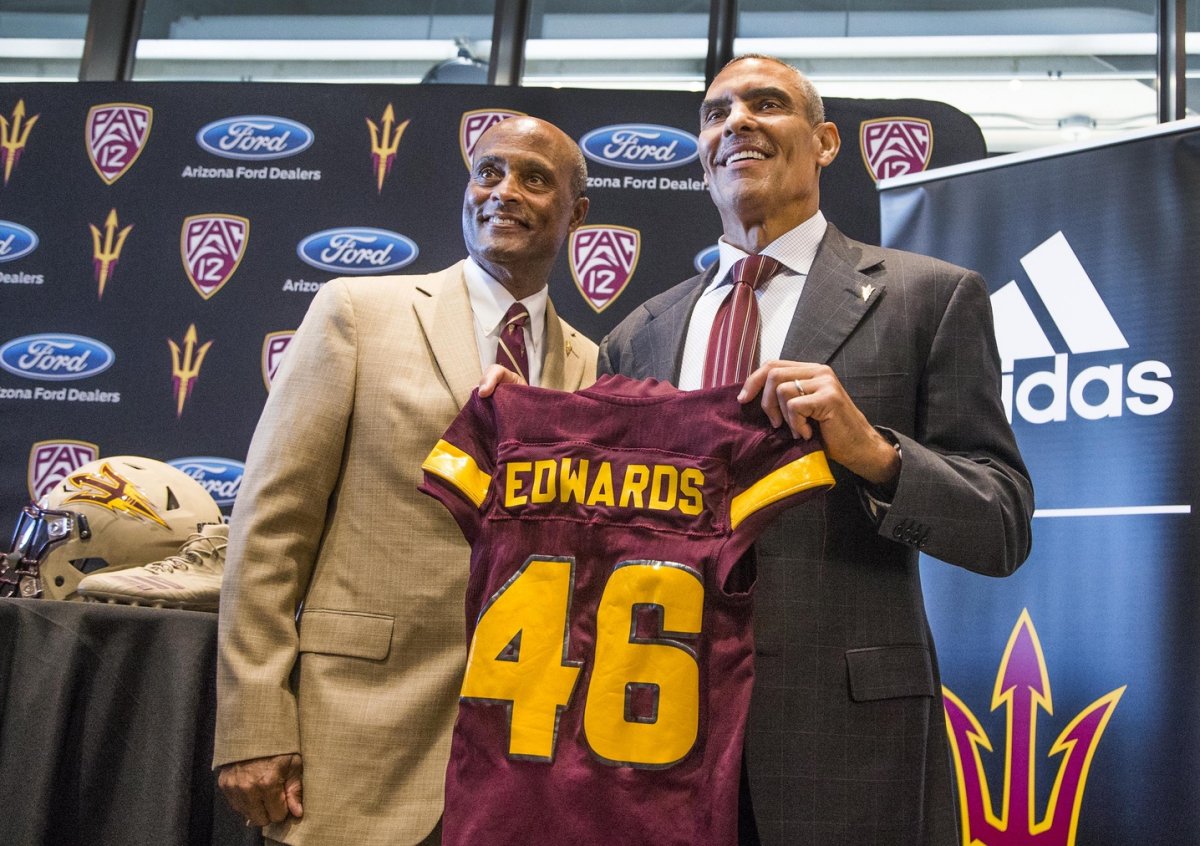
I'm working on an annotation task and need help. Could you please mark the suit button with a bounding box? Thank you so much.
[892,525,904,539]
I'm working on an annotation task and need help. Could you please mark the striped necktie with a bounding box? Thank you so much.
[702,254,781,387]
[496,302,530,383]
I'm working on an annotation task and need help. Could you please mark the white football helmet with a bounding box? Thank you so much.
[1,455,222,600]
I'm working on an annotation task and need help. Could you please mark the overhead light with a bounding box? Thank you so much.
[1057,113,1096,140]
[421,38,487,84]
[0,37,83,58]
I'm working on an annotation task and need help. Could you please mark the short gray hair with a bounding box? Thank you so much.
[722,54,825,125]
[565,140,588,199]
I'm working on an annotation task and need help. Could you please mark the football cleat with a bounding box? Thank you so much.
[76,522,228,612]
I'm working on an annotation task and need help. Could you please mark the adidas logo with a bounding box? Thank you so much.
[991,232,1173,424]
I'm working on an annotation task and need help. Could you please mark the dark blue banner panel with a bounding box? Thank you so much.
[881,122,1200,846]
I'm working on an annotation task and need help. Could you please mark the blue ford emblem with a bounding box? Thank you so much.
[197,115,315,160]
[297,228,419,274]
[579,124,700,171]
[168,456,246,507]
[0,333,115,381]
[0,221,38,263]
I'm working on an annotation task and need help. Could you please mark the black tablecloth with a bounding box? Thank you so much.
[0,598,260,846]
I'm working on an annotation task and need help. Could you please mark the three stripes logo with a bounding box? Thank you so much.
[992,232,1172,424]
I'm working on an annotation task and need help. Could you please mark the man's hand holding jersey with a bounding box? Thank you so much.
[738,359,900,490]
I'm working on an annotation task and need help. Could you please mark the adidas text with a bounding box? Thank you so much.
[1003,353,1172,424]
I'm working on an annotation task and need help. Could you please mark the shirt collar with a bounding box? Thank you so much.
[463,257,549,338]
[709,210,828,290]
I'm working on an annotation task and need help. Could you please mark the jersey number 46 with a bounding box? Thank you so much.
[461,555,703,768]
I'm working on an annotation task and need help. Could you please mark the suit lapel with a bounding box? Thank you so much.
[542,297,586,391]
[413,261,482,409]
[782,225,887,364]
[632,267,715,381]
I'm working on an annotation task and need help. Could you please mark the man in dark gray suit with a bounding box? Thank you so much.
[598,55,1034,845]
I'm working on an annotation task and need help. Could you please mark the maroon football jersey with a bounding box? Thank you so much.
[420,375,833,846]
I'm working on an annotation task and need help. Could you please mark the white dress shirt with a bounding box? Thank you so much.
[463,257,548,387]
[677,211,828,390]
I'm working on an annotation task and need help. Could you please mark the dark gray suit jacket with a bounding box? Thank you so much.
[599,224,1034,845]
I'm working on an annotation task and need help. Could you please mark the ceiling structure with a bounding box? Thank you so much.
[0,1,1196,152]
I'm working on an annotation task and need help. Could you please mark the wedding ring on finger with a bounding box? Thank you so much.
[793,379,805,397]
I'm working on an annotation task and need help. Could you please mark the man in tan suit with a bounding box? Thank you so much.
[214,116,598,845]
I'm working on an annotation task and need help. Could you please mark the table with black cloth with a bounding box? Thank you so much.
[0,598,261,846]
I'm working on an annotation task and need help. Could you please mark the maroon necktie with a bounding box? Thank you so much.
[702,255,781,387]
[496,303,530,383]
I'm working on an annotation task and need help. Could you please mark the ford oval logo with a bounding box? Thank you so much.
[0,221,39,263]
[579,124,700,171]
[168,456,245,507]
[196,115,314,161]
[693,244,720,273]
[296,228,419,274]
[0,333,115,381]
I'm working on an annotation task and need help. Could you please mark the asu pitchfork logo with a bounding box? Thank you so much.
[943,610,1125,846]
[62,462,169,527]
[367,104,410,192]
[0,99,39,186]
[168,324,212,418]
[89,209,132,299]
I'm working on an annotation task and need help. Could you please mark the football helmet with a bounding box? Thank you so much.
[1,455,222,600]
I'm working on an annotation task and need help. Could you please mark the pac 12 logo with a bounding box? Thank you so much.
[569,225,640,313]
[0,333,115,381]
[86,103,152,185]
[196,115,314,160]
[29,440,99,502]
[460,109,525,168]
[168,456,245,507]
[579,124,699,171]
[182,213,249,300]
[0,220,37,262]
[860,117,933,182]
[262,330,294,390]
[297,227,418,274]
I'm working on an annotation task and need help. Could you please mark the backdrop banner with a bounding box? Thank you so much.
[880,121,1200,845]
[0,82,982,537]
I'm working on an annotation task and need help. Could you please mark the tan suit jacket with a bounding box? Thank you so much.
[214,261,597,845]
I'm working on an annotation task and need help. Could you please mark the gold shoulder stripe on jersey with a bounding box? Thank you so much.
[422,439,491,507]
[730,450,835,530]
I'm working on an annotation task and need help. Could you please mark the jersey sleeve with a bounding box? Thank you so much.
[727,412,835,543]
[419,388,498,545]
